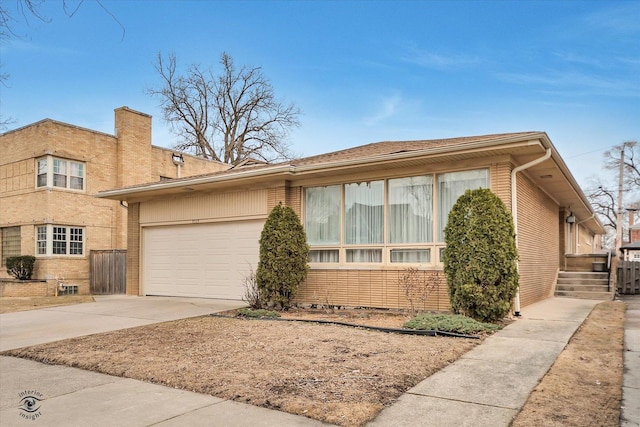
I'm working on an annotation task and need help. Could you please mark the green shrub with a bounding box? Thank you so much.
[256,203,309,309]
[443,188,519,322]
[404,313,501,334]
[236,308,281,318]
[6,255,36,280]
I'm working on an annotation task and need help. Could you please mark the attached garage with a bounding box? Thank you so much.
[142,220,263,299]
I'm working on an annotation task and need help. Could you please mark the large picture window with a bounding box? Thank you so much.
[35,225,84,256]
[36,156,85,191]
[437,169,488,242]
[344,181,384,245]
[304,168,488,265]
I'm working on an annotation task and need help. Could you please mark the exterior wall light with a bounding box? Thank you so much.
[566,213,576,224]
[172,153,184,178]
[171,153,184,165]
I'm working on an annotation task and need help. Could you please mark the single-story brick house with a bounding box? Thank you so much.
[98,131,604,313]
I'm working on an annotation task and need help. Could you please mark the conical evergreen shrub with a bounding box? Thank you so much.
[256,203,309,309]
[443,188,519,322]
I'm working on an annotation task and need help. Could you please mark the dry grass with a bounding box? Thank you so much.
[3,314,477,426]
[512,301,625,427]
[0,295,95,314]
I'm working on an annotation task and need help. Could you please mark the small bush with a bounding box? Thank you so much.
[236,308,281,318]
[256,203,309,309]
[403,313,501,335]
[242,268,262,309]
[399,268,441,316]
[443,188,519,322]
[6,256,36,280]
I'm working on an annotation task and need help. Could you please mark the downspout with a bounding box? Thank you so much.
[511,148,552,316]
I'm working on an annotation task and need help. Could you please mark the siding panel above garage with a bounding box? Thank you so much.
[139,189,268,225]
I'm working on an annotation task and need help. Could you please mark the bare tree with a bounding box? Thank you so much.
[0,0,123,129]
[586,177,618,248]
[586,141,640,248]
[148,52,300,165]
[604,141,640,187]
[0,0,123,40]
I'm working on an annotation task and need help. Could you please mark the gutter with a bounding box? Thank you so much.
[97,133,545,200]
[511,147,552,317]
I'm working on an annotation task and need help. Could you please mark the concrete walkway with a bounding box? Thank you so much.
[367,297,600,427]
[0,296,622,426]
[621,295,640,427]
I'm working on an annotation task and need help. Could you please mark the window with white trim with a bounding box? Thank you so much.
[36,156,85,190]
[35,225,84,256]
[304,169,488,265]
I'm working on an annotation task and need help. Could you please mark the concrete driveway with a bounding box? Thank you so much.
[0,295,327,427]
[0,295,246,351]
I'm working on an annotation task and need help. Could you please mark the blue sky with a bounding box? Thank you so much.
[1,0,639,189]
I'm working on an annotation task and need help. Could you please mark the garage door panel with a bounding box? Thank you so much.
[143,220,262,299]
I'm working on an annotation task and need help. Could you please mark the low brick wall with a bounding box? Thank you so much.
[0,279,90,297]
[564,253,610,272]
[0,280,52,297]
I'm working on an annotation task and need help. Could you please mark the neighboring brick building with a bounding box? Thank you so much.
[0,107,228,293]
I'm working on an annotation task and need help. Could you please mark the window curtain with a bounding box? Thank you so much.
[346,249,382,263]
[309,250,339,263]
[437,169,488,242]
[344,181,384,244]
[388,176,433,244]
[390,248,430,263]
[305,185,341,245]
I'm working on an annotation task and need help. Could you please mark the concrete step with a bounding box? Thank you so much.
[556,284,610,292]
[554,290,614,300]
[558,272,608,280]
[556,278,609,286]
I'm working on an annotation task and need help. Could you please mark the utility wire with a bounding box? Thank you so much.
[565,145,617,159]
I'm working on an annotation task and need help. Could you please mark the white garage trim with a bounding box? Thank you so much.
[142,220,263,300]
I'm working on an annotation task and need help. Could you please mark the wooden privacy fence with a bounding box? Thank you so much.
[617,261,640,295]
[90,250,126,294]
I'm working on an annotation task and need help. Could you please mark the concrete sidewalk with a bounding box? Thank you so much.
[0,356,326,427]
[621,295,640,427]
[367,297,600,427]
[0,296,612,426]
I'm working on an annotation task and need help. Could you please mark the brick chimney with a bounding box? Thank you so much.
[114,107,153,188]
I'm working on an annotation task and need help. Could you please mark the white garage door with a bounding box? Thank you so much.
[142,220,263,299]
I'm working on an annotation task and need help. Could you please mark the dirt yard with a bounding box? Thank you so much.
[0,295,94,314]
[512,301,625,427]
[3,313,477,426]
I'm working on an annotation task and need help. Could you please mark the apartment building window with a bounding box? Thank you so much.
[304,168,488,266]
[36,225,84,256]
[1,227,21,266]
[36,156,85,191]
